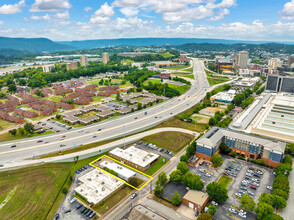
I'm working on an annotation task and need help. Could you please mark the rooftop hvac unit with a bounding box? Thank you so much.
[130,154,132,156]
[102,181,105,184]
[143,159,145,162]
[96,190,98,193]
[105,162,108,164]
[102,187,105,191]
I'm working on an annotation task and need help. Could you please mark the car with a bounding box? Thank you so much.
[235,193,242,198]
[247,191,255,196]
[239,210,247,215]
[0,164,3,167]
[205,173,211,177]
[87,210,93,217]
[199,169,205,173]
[60,144,66,147]
[252,182,260,187]
[186,187,190,191]
[240,186,247,190]
[170,112,173,114]
[241,183,249,187]
[53,214,59,220]
[254,174,261,178]
[252,179,260,183]
[245,176,251,180]
[206,162,210,166]
[134,117,138,119]
[45,141,49,144]
[93,136,97,138]
[56,130,60,132]
[196,173,201,177]
[239,212,247,218]
[211,201,218,206]
[70,197,77,204]
[229,208,238,214]
[250,186,257,190]
[82,208,88,214]
[64,209,71,214]
[239,190,245,194]
[76,204,83,209]
[257,170,263,175]
[273,171,277,176]
[75,170,80,174]
[223,172,229,176]
[89,212,96,218]
[267,186,273,190]
[84,210,91,215]
[199,161,204,166]
[195,211,199,217]
[11,145,16,148]
[131,193,137,199]
[37,140,43,143]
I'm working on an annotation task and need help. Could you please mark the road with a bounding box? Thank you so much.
[0,58,232,169]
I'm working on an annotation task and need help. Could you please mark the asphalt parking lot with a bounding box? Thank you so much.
[56,165,97,220]
[162,182,188,200]
[41,120,71,132]
[133,142,173,160]
[214,157,276,220]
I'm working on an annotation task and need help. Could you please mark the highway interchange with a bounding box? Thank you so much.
[0,58,219,169]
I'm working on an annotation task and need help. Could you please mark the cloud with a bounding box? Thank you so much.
[209,8,230,21]
[120,7,139,16]
[30,0,71,12]
[281,0,294,20]
[55,11,70,19]
[113,0,143,8]
[30,14,51,21]
[90,3,115,24]
[84,7,92,12]
[0,20,3,25]
[0,0,25,14]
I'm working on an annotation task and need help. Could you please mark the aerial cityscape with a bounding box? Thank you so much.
[1,1,294,220]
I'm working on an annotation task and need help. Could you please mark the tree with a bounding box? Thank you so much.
[8,84,17,93]
[258,193,274,206]
[182,172,204,190]
[116,93,121,101]
[285,143,294,155]
[208,117,216,126]
[17,127,25,135]
[220,143,231,154]
[186,144,195,158]
[154,184,163,197]
[128,177,139,187]
[198,213,213,220]
[272,195,287,209]
[131,108,134,112]
[35,89,44,97]
[275,163,292,176]
[171,192,181,206]
[56,114,61,120]
[272,188,289,201]
[273,175,290,194]
[255,202,274,220]
[157,171,167,185]
[169,170,182,183]
[137,102,142,110]
[240,194,256,211]
[24,123,34,134]
[18,79,26,86]
[180,155,188,162]
[211,154,223,167]
[207,205,217,216]
[283,154,292,165]
[10,129,17,136]
[177,162,189,174]
[206,182,228,204]
[263,213,284,220]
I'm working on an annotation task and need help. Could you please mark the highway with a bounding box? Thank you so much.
[0,58,226,169]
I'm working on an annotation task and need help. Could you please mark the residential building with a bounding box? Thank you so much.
[66,62,78,71]
[195,127,285,167]
[80,55,88,67]
[42,64,55,73]
[102,53,110,64]
[238,51,249,69]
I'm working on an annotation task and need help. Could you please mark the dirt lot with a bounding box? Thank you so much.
[199,107,226,117]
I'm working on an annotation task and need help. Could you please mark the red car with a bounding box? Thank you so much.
[56,130,60,132]
[134,117,138,119]
[223,172,229,176]
[250,186,257,190]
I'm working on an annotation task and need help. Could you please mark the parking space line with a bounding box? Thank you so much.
[227,214,241,220]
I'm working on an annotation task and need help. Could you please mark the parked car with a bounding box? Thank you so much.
[211,201,218,206]
[223,172,229,176]
[76,204,83,209]
[235,193,242,197]
[53,214,59,220]
[248,191,255,196]
[267,186,273,190]
[131,193,137,199]
[64,209,71,214]
[240,186,247,190]
[229,208,238,214]
[250,186,257,190]
[70,198,77,204]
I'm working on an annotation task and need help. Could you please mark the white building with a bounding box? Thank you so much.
[102,53,110,64]
[42,64,55,73]
[75,169,123,205]
[100,161,136,181]
[238,51,249,69]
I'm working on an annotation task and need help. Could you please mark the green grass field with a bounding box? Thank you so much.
[145,157,169,176]
[172,72,194,79]
[168,84,190,95]
[158,52,175,58]
[143,78,162,86]
[0,130,54,143]
[142,131,194,154]
[218,175,233,188]
[207,77,230,86]
[165,65,188,70]
[0,119,15,131]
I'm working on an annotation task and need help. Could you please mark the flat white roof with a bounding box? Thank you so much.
[110,146,160,168]
[100,161,136,179]
[75,169,123,205]
[211,91,235,102]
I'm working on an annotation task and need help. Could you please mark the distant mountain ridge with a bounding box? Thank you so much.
[0,37,75,52]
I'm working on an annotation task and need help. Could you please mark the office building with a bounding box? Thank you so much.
[266,74,294,93]
[182,190,209,214]
[288,55,294,66]
[268,59,283,74]
[80,55,88,67]
[238,51,249,69]
[195,127,285,167]
[102,53,110,64]
[109,146,160,171]
[210,90,236,104]
[65,62,78,71]
[100,161,136,181]
[42,64,55,73]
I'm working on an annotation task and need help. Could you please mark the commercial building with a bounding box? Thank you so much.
[210,90,236,104]
[238,51,249,69]
[102,53,110,64]
[234,77,260,88]
[42,64,54,73]
[266,74,294,93]
[75,169,123,205]
[216,62,233,72]
[100,161,136,181]
[109,146,160,171]
[182,190,209,214]
[195,127,285,167]
[268,58,283,74]
[251,93,294,143]
[80,55,88,67]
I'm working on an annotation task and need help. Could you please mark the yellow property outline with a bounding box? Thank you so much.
[89,155,153,191]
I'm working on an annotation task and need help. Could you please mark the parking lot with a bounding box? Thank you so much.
[40,120,72,132]
[56,165,97,220]
[162,182,188,200]
[133,142,173,160]
[214,157,276,220]
[189,161,219,187]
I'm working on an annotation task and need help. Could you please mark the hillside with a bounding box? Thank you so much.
[0,37,75,52]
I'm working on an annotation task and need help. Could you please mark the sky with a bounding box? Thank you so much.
[0,0,294,42]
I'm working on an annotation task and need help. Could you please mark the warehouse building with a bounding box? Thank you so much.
[75,169,123,205]
[100,161,136,181]
[109,146,160,171]
[210,90,236,104]
[195,127,285,167]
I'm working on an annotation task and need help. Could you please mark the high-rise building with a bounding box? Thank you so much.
[288,55,294,66]
[268,58,283,74]
[102,53,110,64]
[266,74,294,93]
[42,64,55,73]
[80,55,88,67]
[66,62,78,71]
[238,51,249,69]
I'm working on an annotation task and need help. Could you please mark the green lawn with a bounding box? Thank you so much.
[169,84,191,95]
[158,52,175,58]
[155,117,207,132]
[145,157,169,176]
[0,130,54,143]
[47,95,63,103]
[165,65,188,70]
[142,131,194,154]
[0,119,15,131]
[207,77,230,86]
[218,175,233,188]
[143,78,162,86]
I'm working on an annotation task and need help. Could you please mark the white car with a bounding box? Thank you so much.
[205,173,211,177]
[70,198,77,204]
[239,212,247,218]
[211,201,218,206]
[229,208,237,214]
[267,186,273,190]
[236,193,242,197]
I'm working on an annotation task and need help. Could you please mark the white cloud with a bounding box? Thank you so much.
[90,3,115,24]
[217,0,237,8]
[209,8,230,21]
[120,7,139,16]
[0,20,3,25]
[30,0,71,12]
[113,0,143,8]
[55,11,70,19]
[30,14,51,21]
[84,7,92,12]
[281,0,294,20]
[0,0,25,14]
